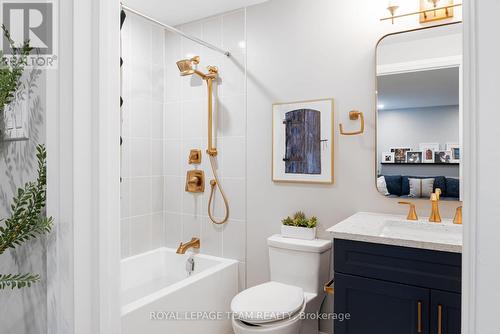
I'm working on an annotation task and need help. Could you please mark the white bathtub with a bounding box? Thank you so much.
[121,247,239,334]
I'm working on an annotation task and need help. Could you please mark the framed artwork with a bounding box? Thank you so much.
[435,150,452,163]
[406,151,423,163]
[449,146,460,162]
[391,147,411,163]
[419,142,440,151]
[272,98,334,184]
[422,148,435,163]
[382,152,395,163]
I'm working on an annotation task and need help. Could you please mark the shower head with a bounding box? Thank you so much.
[176,56,200,76]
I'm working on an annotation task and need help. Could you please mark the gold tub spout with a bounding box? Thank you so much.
[176,237,200,254]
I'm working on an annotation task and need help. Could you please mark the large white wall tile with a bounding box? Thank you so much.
[130,138,152,177]
[165,212,183,248]
[221,136,245,178]
[130,178,153,216]
[164,102,182,139]
[151,212,165,248]
[222,221,246,262]
[130,215,153,255]
[151,176,164,212]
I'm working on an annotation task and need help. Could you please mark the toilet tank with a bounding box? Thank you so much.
[267,235,332,294]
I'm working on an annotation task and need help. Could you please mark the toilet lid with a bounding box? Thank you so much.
[231,281,304,324]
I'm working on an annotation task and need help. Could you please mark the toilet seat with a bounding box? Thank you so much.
[231,281,304,324]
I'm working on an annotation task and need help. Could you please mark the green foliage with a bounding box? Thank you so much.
[0,27,49,290]
[0,145,53,289]
[0,24,32,113]
[281,211,318,228]
[0,273,40,289]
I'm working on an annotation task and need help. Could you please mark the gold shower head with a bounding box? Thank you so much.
[176,56,200,76]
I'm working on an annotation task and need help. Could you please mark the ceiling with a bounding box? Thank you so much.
[122,0,269,26]
[377,67,460,110]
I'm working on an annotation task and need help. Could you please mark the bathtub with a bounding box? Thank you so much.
[121,247,239,334]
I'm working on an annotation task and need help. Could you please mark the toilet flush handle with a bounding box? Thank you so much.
[324,278,334,295]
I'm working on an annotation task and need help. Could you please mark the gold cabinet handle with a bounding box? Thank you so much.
[324,278,334,295]
[417,301,422,333]
[339,110,364,136]
[438,304,443,334]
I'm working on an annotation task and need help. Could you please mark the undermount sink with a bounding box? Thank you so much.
[326,212,463,253]
[378,219,462,244]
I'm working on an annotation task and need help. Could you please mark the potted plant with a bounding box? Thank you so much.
[281,211,318,240]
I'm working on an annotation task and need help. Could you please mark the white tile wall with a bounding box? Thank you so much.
[164,9,247,289]
[121,9,247,290]
[121,13,166,257]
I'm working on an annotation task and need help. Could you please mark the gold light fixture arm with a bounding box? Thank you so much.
[381,3,462,23]
[339,110,364,136]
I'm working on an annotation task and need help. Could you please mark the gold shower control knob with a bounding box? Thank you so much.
[188,176,202,186]
[185,170,205,193]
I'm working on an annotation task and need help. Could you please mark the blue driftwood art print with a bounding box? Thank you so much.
[283,109,321,174]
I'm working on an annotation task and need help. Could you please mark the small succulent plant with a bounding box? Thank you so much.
[282,211,318,229]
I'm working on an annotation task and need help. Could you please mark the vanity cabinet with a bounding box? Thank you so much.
[333,239,461,334]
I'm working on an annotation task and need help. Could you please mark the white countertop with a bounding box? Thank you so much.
[326,212,462,253]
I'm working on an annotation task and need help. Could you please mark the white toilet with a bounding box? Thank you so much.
[231,234,332,334]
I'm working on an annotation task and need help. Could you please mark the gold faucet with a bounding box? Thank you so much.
[453,206,462,225]
[398,201,418,220]
[176,237,201,254]
[429,188,442,223]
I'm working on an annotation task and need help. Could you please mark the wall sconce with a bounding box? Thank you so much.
[381,0,461,24]
[386,1,400,24]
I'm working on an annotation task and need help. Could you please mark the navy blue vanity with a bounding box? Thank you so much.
[333,239,461,334]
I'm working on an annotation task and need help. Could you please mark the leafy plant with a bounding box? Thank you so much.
[282,211,318,229]
[0,27,51,290]
[0,24,32,115]
[0,145,53,289]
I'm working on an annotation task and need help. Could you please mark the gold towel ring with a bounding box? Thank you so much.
[339,110,364,136]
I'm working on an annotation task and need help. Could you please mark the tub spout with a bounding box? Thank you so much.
[176,237,200,254]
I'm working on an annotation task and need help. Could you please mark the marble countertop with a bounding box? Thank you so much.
[326,212,462,253]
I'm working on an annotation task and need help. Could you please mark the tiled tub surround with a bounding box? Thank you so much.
[121,10,247,289]
[121,248,238,334]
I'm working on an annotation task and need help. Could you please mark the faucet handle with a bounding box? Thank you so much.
[453,206,462,225]
[434,188,442,200]
[398,201,418,221]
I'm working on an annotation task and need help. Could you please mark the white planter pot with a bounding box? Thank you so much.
[281,225,317,240]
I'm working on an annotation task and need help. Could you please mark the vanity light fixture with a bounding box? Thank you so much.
[381,0,461,24]
[386,1,400,24]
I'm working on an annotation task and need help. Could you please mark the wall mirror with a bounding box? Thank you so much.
[376,23,463,201]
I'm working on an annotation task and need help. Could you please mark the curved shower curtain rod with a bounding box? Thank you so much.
[120,3,231,57]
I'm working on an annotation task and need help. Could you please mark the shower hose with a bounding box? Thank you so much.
[207,155,229,225]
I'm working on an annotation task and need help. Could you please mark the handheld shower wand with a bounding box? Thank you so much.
[176,56,229,225]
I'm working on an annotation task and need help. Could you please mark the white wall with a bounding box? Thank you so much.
[163,9,247,291]
[0,70,47,333]
[120,12,166,257]
[377,105,460,177]
[470,0,500,332]
[245,0,461,331]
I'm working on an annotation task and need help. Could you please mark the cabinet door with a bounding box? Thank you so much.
[335,273,430,334]
[431,290,461,334]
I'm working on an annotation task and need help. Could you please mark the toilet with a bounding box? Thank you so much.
[231,235,332,334]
